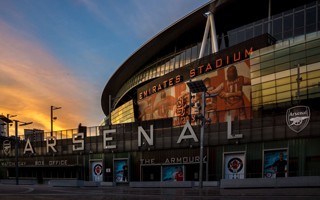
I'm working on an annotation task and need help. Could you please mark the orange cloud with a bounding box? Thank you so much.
[0,20,103,137]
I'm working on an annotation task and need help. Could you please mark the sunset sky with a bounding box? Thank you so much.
[0,0,208,135]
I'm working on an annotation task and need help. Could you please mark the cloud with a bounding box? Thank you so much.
[0,19,102,136]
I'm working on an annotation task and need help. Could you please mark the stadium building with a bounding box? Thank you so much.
[1,0,320,187]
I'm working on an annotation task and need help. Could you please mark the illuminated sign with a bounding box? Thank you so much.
[138,48,253,100]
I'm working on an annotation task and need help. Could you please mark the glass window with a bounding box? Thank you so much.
[261,66,275,76]
[262,80,275,89]
[180,51,186,67]
[252,90,262,99]
[251,84,262,92]
[276,77,290,86]
[307,54,320,64]
[283,14,293,39]
[294,11,305,36]
[308,77,320,89]
[175,54,180,69]
[191,45,198,62]
[262,87,276,96]
[306,7,316,34]
[254,23,263,36]
[261,74,275,82]
[237,29,246,43]
[185,47,191,65]
[307,38,320,49]
[260,53,274,62]
[250,57,260,66]
[251,63,260,72]
[169,58,175,72]
[263,94,276,103]
[165,61,170,74]
[228,32,237,46]
[275,48,289,59]
[274,56,289,66]
[260,60,274,69]
[252,97,262,106]
[277,91,291,100]
[290,51,306,62]
[246,26,254,40]
[275,63,290,72]
[318,4,320,31]
[290,43,305,54]
[273,17,283,40]
[251,70,261,79]
[308,70,320,79]
[277,84,291,93]
[306,46,320,57]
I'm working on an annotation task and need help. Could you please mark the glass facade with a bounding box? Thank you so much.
[111,100,135,125]
[114,1,320,109]
[251,34,320,109]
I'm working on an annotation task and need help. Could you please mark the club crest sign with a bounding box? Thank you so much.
[286,106,310,133]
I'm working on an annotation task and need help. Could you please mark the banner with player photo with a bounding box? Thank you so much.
[263,149,288,178]
[91,161,103,182]
[114,159,129,182]
[162,165,184,182]
[224,153,245,179]
[137,61,252,126]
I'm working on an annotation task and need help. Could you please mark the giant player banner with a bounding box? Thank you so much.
[137,61,251,126]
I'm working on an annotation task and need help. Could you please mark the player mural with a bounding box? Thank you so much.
[137,61,252,126]
[114,159,129,182]
[162,165,184,181]
[263,149,288,178]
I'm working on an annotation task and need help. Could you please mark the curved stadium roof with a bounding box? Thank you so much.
[101,0,313,116]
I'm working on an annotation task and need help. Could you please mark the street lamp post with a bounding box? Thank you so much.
[50,106,61,136]
[7,114,17,137]
[187,80,207,189]
[14,120,32,185]
[187,80,217,188]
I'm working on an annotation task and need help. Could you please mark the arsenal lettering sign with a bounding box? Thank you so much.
[286,106,310,133]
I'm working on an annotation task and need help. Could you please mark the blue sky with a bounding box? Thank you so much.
[0,0,208,133]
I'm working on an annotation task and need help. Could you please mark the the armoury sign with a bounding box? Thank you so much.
[286,106,311,133]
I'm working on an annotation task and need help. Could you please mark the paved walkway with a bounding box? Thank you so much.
[0,184,320,200]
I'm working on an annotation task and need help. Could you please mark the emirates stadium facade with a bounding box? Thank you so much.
[1,0,320,187]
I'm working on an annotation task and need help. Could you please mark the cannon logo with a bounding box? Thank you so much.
[286,106,310,133]
[3,140,11,156]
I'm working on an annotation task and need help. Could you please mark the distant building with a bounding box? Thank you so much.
[24,129,44,142]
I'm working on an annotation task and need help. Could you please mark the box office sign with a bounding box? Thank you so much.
[286,106,310,133]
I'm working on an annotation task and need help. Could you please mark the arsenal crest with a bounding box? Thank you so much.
[286,106,310,133]
[228,157,243,173]
[93,164,103,176]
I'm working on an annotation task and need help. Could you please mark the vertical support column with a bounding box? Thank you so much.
[198,12,218,59]
[199,91,206,188]
[14,120,19,185]
[268,0,272,34]
[208,13,218,54]
[109,95,112,125]
[198,17,210,59]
